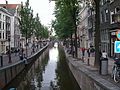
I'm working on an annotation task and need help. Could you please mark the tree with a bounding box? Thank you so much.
[53,0,82,57]
[42,26,49,39]
[88,0,101,67]
[94,0,101,68]
[18,0,35,56]
[34,13,42,40]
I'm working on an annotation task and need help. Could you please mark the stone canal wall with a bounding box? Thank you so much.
[0,44,49,89]
[65,51,120,90]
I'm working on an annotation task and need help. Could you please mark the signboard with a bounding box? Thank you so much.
[115,41,120,53]
[116,29,120,40]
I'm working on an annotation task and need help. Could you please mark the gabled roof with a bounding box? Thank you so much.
[0,4,21,15]
[0,4,21,9]
[0,6,12,16]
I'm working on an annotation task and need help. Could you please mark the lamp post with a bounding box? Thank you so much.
[8,35,11,63]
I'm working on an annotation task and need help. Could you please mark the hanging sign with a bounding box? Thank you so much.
[115,41,120,53]
[116,29,120,40]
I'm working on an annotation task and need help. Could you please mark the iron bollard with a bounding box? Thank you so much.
[0,54,3,67]
[87,58,90,66]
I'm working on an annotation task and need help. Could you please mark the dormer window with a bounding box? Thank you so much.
[115,7,120,13]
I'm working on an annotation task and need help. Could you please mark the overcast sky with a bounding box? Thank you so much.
[0,0,55,27]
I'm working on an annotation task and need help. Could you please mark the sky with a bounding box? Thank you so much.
[0,0,55,27]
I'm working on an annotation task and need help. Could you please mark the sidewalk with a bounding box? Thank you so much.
[0,44,44,68]
[80,54,114,75]
[65,47,120,87]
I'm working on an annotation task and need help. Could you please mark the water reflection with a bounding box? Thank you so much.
[3,43,80,90]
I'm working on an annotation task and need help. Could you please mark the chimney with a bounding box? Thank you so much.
[6,0,8,9]
[6,0,8,4]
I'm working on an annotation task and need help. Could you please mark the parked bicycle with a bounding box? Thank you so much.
[111,58,120,83]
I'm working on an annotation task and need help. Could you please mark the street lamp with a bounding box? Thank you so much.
[8,35,11,63]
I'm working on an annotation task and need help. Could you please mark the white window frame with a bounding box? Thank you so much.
[110,11,114,24]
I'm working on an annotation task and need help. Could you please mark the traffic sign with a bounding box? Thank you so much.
[115,41,120,53]
[116,29,120,40]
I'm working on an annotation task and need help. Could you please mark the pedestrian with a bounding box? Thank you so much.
[73,46,75,57]
[14,49,17,56]
[90,47,95,57]
[17,48,20,55]
[99,51,102,58]
[19,54,23,61]
[23,54,28,65]
[32,48,35,53]
[82,47,85,56]
[87,48,91,57]
[81,47,85,62]
[102,50,108,60]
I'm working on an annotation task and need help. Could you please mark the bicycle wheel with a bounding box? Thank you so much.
[113,67,120,83]
[111,66,115,79]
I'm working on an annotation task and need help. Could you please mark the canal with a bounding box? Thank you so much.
[3,43,80,90]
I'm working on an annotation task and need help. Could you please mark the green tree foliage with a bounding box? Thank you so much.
[34,14,49,39]
[53,0,82,57]
[34,13,42,39]
[18,0,34,39]
[19,0,49,40]
[42,26,49,39]
[53,0,81,39]
[18,0,49,56]
[18,0,35,56]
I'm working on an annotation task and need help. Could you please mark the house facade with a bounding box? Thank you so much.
[109,0,120,57]
[0,4,22,50]
[100,0,111,56]
[0,6,11,53]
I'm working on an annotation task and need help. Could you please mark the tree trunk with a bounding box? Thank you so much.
[72,10,78,58]
[26,30,28,57]
[70,34,74,57]
[74,25,78,58]
[94,0,101,68]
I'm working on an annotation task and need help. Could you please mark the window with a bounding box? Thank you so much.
[101,12,104,23]
[115,7,120,13]
[0,13,1,19]
[101,0,103,5]
[3,15,4,21]
[3,32,4,39]
[110,11,114,24]
[0,32,1,39]
[0,21,1,29]
[3,22,4,30]
[103,0,106,4]
[105,9,109,22]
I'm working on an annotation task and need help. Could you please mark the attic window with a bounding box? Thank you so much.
[115,7,120,13]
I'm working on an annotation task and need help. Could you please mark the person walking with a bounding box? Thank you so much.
[81,47,85,62]
[82,47,85,56]
[87,48,91,57]
[90,47,95,57]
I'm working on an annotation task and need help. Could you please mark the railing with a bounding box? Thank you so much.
[0,43,49,89]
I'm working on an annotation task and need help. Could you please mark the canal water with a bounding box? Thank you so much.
[4,43,80,90]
